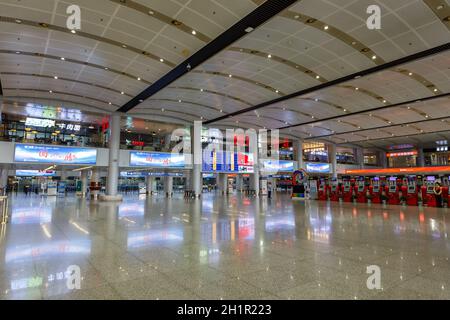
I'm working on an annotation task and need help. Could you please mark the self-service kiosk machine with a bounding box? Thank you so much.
[406,176,419,206]
[342,179,353,202]
[442,176,449,207]
[318,179,328,201]
[387,177,401,205]
[330,180,340,202]
[371,177,381,204]
[422,176,437,207]
[356,179,367,203]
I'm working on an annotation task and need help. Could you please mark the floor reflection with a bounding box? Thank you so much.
[1,193,450,299]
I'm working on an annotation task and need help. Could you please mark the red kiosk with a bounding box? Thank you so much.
[386,177,401,205]
[342,178,354,202]
[371,177,382,204]
[318,180,328,201]
[422,176,437,207]
[355,179,369,203]
[406,176,419,206]
[329,181,340,201]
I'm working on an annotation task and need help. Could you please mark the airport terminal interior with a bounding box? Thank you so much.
[0,0,449,300]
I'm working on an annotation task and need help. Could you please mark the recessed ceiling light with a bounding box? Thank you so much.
[161,108,165,112]
[219,109,223,113]
[323,25,329,30]
[139,99,143,103]
[294,15,300,19]
[343,109,347,112]
[383,100,387,103]
[311,116,315,119]
[315,75,320,79]
[200,88,204,92]
[434,88,438,92]
[228,74,232,78]
[137,77,141,81]
[159,58,164,62]
[191,30,196,35]
[372,55,377,60]
[54,76,58,79]
[355,87,359,90]
[108,102,112,105]
[104,67,109,70]
[407,106,411,110]
[267,54,272,58]
[425,115,429,118]
[200,116,204,120]
[148,10,154,15]
[60,57,65,60]
[49,90,53,93]
[314,98,319,102]
[15,19,22,24]
[122,44,127,48]
[178,100,182,103]
[275,90,279,93]
[437,5,444,10]
[71,30,76,34]
[245,27,254,33]
[121,91,124,95]
[408,72,413,76]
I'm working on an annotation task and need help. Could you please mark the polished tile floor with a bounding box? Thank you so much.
[1,192,450,300]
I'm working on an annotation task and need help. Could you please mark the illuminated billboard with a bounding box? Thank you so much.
[306,163,330,173]
[260,160,295,172]
[16,170,56,177]
[129,152,186,168]
[14,144,97,165]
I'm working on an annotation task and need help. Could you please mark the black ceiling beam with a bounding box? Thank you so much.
[117,0,297,113]
[204,42,450,125]
[280,92,450,131]
[0,77,3,96]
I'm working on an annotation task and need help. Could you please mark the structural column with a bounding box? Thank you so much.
[294,140,304,170]
[249,132,259,196]
[379,151,388,168]
[90,168,101,200]
[164,176,173,198]
[0,167,8,194]
[80,170,88,198]
[191,122,202,198]
[104,113,122,201]
[417,148,425,167]
[218,173,228,195]
[329,144,338,179]
[236,174,243,192]
[355,147,364,169]
[146,175,156,195]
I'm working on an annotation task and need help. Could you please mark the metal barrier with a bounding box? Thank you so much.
[0,196,8,225]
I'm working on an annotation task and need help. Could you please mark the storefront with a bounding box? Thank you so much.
[387,150,418,168]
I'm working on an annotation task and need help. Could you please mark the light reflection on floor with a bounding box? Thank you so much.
[1,192,450,300]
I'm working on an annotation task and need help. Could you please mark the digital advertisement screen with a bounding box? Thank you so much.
[261,160,295,172]
[129,152,186,168]
[16,170,56,177]
[14,144,97,165]
[306,163,330,173]
[202,151,254,173]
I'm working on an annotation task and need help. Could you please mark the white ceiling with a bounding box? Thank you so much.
[0,0,449,150]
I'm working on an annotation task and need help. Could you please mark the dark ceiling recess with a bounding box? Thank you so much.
[0,77,3,96]
[204,42,450,125]
[117,0,297,113]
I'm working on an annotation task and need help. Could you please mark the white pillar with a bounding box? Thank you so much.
[249,132,259,196]
[218,173,228,195]
[90,168,101,200]
[191,122,202,198]
[146,176,155,195]
[329,144,337,179]
[236,175,243,192]
[80,170,88,198]
[164,176,173,198]
[0,168,8,194]
[294,140,304,170]
[105,114,121,200]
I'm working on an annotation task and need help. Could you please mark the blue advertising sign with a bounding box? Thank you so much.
[261,160,295,172]
[129,152,185,168]
[16,170,56,177]
[14,144,97,165]
[306,163,330,173]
